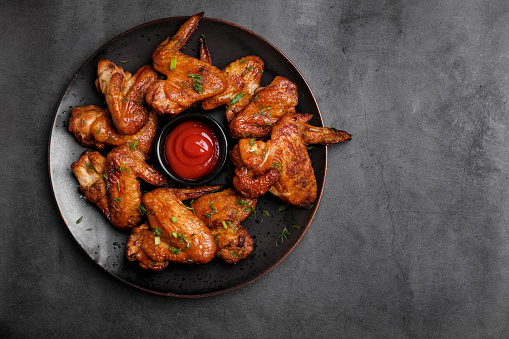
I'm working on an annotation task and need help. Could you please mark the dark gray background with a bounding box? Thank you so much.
[2,0,508,337]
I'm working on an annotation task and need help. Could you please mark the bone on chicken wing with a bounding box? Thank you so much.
[126,186,223,269]
[106,145,167,230]
[145,12,227,116]
[68,105,158,154]
[71,150,110,220]
[228,76,298,139]
[95,60,158,135]
[201,55,264,122]
[231,113,352,207]
[190,188,256,263]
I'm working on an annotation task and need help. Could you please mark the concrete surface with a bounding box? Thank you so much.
[2,0,509,337]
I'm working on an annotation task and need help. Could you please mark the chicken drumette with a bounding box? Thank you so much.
[228,76,298,139]
[105,145,167,230]
[230,113,352,207]
[71,150,110,220]
[191,188,256,263]
[68,105,158,154]
[126,186,222,269]
[95,60,159,135]
[146,12,227,116]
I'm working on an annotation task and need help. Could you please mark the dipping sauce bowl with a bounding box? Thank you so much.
[155,113,228,186]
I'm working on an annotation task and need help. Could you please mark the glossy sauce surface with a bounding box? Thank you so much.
[164,120,220,180]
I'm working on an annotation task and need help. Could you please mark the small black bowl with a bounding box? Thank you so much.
[154,112,228,187]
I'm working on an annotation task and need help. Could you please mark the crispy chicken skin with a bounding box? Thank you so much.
[199,36,212,64]
[95,60,158,135]
[71,150,110,220]
[190,188,256,263]
[129,186,223,267]
[202,56,264,121]
[146,12,227,116]
[106,146,167,230]
[231,113,352,207]
[126,223,171,270]
[228,76,298,139]
[68,105,158,154]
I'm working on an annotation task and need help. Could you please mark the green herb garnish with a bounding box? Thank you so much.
[230,93,244,105]
[85,162,96,173]
[129,139,139,151]
[188,73,203,94]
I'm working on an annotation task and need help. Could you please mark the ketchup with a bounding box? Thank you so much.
[164,120,220,180]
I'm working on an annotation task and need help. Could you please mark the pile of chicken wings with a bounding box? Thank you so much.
[68,12,351,271]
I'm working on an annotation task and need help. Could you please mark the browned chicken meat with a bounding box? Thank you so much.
[201,55,264,122]
[106,145,167,230]
[190,188,256,263]
[71,150,110,220]
[228,76,298,139]
[126,186,222,269]
[146,12,227,116]
[68,105,158,154]
[199,36,212,64]
[230,113,352,207]
[95,60,158,135]
[126,223,170,270]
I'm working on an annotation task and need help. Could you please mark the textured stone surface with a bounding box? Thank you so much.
[2,0,509,337]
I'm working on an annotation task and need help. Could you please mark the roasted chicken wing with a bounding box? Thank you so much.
[231,113,352,207]
[228,76,298,139]
[201,55,264,122]
[68,105,158,154]
[106,145,167,230]
[95,60,158,135]
[126,223,170,270]
[146,12,227,116]
[71,150,110,220]
[191,188,256,263]
[126,186,223,269]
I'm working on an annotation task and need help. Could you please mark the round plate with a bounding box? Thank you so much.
[48,15,327,297]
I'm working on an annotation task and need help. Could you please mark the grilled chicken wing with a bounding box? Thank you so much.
[106,145,167,230]
[201,56,264,122]
[228,76,298,139]
[68,105,158,154]
[146,12,227,116]
[126,186,222,269]
[190,188,256,263]
[71,150,110,220]
[95,60,158,135]
[231,113,352,207]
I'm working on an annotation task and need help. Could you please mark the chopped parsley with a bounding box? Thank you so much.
[203,201,218,220]
[129,139,139,151]
[275,203,287,214]
[188,73,203,94]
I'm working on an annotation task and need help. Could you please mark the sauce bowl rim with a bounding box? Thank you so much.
[154,112,229,187]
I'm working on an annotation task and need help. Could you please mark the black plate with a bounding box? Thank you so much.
[48,15,327,297]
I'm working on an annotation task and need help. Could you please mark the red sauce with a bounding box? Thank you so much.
[165,120,220,180]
